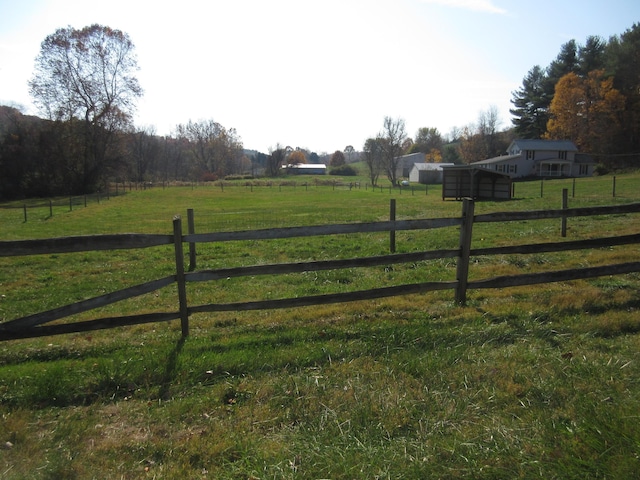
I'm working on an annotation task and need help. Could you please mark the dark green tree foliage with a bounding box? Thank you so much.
[510,66,550,139]
[578,35,607,76]
[545,39,580,95]
[408,127,443,154]
[606,23,640,152]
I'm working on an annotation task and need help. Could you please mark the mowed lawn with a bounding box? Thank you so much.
[1,174,639,479]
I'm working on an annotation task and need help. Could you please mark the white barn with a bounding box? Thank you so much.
[282,163,327,175]
[409,163,455,184]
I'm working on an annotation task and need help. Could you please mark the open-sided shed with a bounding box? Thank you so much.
[442,166,512,200]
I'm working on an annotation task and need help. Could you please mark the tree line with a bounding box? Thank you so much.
[2,23,638,200]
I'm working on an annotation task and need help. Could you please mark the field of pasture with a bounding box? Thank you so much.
[1,173,639,479]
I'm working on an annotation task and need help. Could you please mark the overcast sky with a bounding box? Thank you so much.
[1,0,638,154]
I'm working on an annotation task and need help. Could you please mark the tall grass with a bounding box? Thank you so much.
[1,173,639,478]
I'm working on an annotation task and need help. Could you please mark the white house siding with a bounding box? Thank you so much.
[473,140,593,179]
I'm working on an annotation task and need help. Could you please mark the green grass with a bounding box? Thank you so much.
[1,173,640,478]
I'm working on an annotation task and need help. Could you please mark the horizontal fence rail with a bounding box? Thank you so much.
[1,199,640,341]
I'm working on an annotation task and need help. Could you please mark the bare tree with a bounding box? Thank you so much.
[344,145,355,163]
[362,137,384,186]
[267,143,287,177]
[380,116,407,185]
[175,119,243,179]
[29,24,142,193]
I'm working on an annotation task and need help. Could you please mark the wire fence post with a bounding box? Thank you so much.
[173,215,189,337]
[456,198,475,305]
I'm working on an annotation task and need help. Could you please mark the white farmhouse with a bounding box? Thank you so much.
[472,139,595,178]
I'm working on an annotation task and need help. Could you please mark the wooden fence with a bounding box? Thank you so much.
[1,198,640,341]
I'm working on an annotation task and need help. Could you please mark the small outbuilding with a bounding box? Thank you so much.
[442,166,512,200]
[409,163,455,184]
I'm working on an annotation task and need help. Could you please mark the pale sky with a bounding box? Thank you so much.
[1,0,638,154]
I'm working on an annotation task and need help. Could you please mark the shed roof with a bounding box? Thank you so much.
[472,154,520,166]
[442,165,513,178]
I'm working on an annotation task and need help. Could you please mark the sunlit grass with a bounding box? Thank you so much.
[1,173,639,478]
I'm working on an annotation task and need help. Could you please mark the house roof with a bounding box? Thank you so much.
[411,162,455,171]
[510,139,578,152]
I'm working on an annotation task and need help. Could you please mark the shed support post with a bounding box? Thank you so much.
[456,198,475,305]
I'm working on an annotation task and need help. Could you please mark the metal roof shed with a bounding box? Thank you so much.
[442,166,512,200]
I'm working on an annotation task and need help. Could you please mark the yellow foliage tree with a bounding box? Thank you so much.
[288,150,307,165]
[426,148,443,163]
[546,70,625,154]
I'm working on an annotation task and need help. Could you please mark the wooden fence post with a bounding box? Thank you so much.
[561,188,568,237]
[389,198,396,253]
[23,204,27,223]
[613,176,617,198]
[455,198,475,305]
[173,216,189,337]
[187,208,196,271]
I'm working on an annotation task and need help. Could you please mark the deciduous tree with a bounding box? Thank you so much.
[29,24,142,193]
[362,137,384,186]
[379,116,407,185]
[288,149,307,165]
[545,70,625,155]
[267,144,287,177]
[330,150,345,167]
[176,119,243,179]
[344,145,355,163]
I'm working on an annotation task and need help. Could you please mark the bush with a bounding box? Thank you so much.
[200,171,219,182]
[594,163,609,176]
[329,165,357,176]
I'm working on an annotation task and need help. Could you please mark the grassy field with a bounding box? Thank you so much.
[1,173,640,479]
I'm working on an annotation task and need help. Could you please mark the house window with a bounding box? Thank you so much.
[509,164,517,174]
[526,150,535,160]
[579,164,589,175]
[559,151,567,160]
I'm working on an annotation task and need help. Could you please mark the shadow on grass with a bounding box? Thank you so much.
[158,335,186,401]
